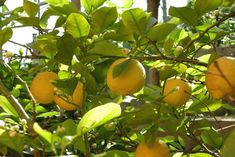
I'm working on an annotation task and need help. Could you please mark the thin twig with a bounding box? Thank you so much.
[188,92,226,137]
[8,40,34,54]
[184,124,220,157]
[135,55,208,67]
[183,11,235,51]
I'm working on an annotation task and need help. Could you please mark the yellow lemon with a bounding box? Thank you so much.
[163,78,191,107]
[206,56,235,100]
[107,58,146,95]
[135,139,170,157]
[30,71,58,104]
[54,81,84,111]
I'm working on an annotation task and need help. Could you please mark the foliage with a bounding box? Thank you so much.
[0,0,235,156]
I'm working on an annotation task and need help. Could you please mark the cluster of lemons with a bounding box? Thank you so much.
[30,56,235,157]
[30,72,84,111]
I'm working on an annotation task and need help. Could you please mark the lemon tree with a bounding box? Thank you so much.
[0,0,234,156]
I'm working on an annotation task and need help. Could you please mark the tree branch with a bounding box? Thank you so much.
[147,0,161,21]
[0,80,30,122]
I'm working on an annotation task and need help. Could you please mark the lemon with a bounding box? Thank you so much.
[30,71,58,104]
[163,78,191,107]
[135,139,170,157]
[107,58,146,95]
[206,56,235,100]
[54,81,84,111]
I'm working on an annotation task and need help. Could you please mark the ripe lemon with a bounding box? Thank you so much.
[54,81,84,111]
[107,58,146,95]
[30,71,58,104]
[135,139,170,157]
[205,56,235,100]
[163,78,191,107]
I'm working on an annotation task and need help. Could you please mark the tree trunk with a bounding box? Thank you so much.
[147,0,161,21]
[146,0,161,85]
[162,0,168,22]
[72,0,81,10]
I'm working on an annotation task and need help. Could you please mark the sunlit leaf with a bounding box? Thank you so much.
[36,111,60,118]
[33,122,52,144]
[23,0,39,17]
[32,34,58,59]
[92,7,118,33]
[147,23,176,41]
[45,0,69,7]
[77,102,121,136]
[122,8,150,35]
[81,0,106,14]
[88,41,125,57]
[65,13,90,38]
[0,95,19,117]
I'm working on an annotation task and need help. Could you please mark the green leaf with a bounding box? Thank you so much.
[16,17,40,27]
[104,21,134,41]
[187,94,222,113]
[186,153,213,157]
[50,3,78,16]
[91,7,118,33]
[221,128,235,157]
[0,27,12,48]
[71,62,98,94]
[117,0,133,8]
[55,34,77,65]
[81,0,106,14]
[45,0,69,7]
[55,16,67,28]
[0,129,24,156]
[223,0,235,6]
[77,102,121,136]
[112,59,131,78]
[36,111,60,118]
[0,96,19,117]
[83,72,98,94]
[96,150,133,157]
[0,145,7,156]
[201,130,222,148]
[195,0,222,16]
[169,6,198,26]
[61,119,77,135]
[88,41,125,57]
[65,13,90,38]
[32,34,58,59]
[123,103,157,127]
[33,122,52,144]
[147,23,176,41]
[52,77,79,96]
[122,8,150,35]
[23,0,39,17]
